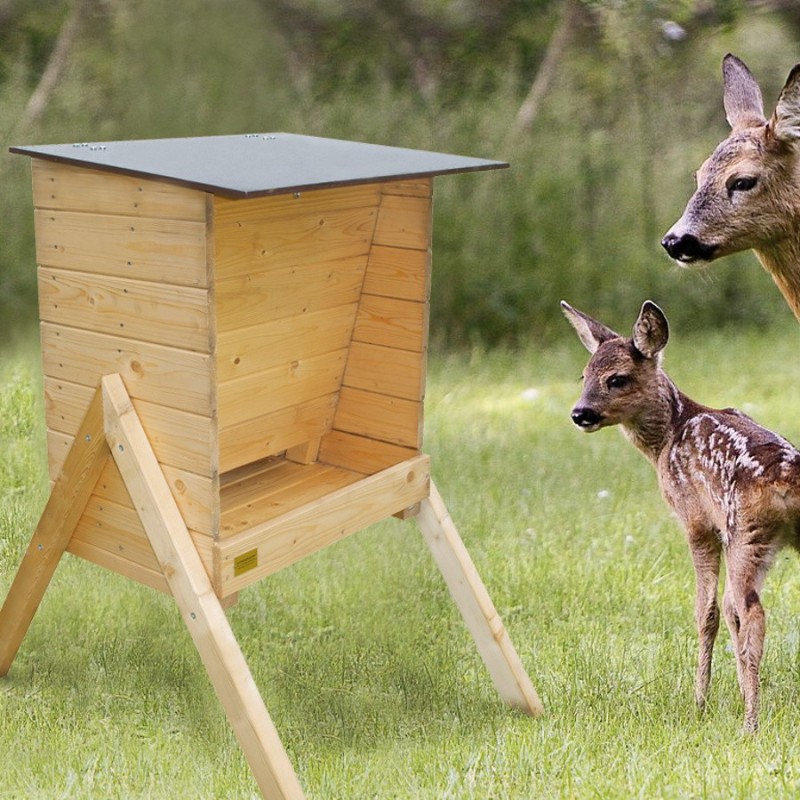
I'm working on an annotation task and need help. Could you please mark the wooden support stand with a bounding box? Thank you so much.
[2,134,543,797]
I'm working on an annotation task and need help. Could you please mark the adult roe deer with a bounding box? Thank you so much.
[561,299,800,732]
[662,54,800,321]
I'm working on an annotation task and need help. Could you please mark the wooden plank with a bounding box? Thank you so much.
[342,341,425,401]
[380,178,432,198]
[417,481,544,717]
[38,267,211,352]
[352,294,428,352]
[363,245,430,302]
[333,386,423,449]
[218,349,347,429]
[101,373,306,799]
[214,255,366,330]
[213,183,381,226]
[217,455,430,594]
[219,395,337,473]
[372,192,431,250]
[0,388,109,676]
[32,159,208,221]
[45,377,216,477]
[318,430,418,474]
[34,210,208,287]
[216,303,358,382]
[220,463,361,538]
[40,323,213,416]
[214,204,377,280]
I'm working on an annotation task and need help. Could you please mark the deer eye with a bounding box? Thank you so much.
[607,374,631,390]
[726,175,758,195]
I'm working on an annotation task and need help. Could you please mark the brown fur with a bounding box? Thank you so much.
[562,299,800,732]
[662,54,800,321]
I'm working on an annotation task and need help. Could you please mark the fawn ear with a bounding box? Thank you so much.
[723,54,766,130]
[769,63,800,145]
[632,301,669,359]
[560,301,619,354]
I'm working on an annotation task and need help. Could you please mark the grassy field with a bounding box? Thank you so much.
[3,320,800,799]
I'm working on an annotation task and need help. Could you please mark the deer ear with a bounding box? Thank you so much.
[723,54,766,130]
[560,301,619,354]
[632,301,669,359]
[769,63,800,144]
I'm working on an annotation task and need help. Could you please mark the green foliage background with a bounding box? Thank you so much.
[2,0,800,345]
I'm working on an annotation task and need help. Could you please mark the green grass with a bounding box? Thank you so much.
[3,323,800,798]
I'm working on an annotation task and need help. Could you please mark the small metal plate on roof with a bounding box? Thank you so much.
[10,133,507,198]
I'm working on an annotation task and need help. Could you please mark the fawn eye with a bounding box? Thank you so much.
[607,374,630,390]
[726,175,757,196]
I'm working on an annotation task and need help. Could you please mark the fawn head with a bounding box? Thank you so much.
[561,301,669,433]
[662,54,800,265]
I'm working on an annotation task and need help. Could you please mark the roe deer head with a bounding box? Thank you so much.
[562,299,800,731]
[662,54,800,320]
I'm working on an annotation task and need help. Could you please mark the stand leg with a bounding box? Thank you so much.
[417,481,544,717]
[101,374,304,800]
[0,386,108,676]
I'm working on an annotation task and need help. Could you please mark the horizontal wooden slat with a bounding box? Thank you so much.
[38,267,211,352]
[372,192,431,250]
[219,394,337,473]
[362,245,430,301]
[333,386,423,449]
[35,210,208,287]
[215,254,367,330]
[44,377,216,476]
[214,204,377,280]
[352,294,428,352]
[216,455,430,593]
[216,303,358,382]
[32,159,208,221]
[318,430,419,474]
[218,348,347,429]
[380,179,432,198]
[40,323,213,416]
[213,184,381,226]
[67,537,170,594]
[343,341,425,401]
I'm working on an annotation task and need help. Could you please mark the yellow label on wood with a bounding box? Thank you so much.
[233,548,259,576]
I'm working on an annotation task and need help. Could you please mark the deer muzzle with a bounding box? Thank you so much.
[571,406,603,432]
[661,231,718,264]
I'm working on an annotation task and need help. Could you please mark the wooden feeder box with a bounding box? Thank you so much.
[1,133,542,798]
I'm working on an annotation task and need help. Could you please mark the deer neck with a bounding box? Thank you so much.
[620,375,684,462]
[755,238,800,322]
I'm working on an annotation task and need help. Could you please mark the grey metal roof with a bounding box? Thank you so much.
[10,133,507,198]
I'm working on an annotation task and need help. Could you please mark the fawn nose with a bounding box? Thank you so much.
[661,232,717,263]
[571,407,602,429]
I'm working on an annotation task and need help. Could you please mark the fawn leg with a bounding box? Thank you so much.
[689,535,721,711]
[724,540,776,733]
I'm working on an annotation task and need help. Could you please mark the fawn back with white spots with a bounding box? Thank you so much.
[561,299,800,731]
[662,54,800,321]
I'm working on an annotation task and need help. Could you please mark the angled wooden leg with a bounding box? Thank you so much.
[417,480,544,717]
[0,386,109,676]
[101,374,304,800]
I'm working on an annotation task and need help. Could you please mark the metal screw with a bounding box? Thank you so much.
[85,434,92,442]
[118,444,124,453]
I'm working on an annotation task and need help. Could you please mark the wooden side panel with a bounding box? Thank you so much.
[35,210,208,287]
[323,180,431,472]
[31,159,208,221]
[216,455,430,594]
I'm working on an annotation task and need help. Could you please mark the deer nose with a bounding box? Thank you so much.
[661,232,717,263]
[571,407,602,429]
